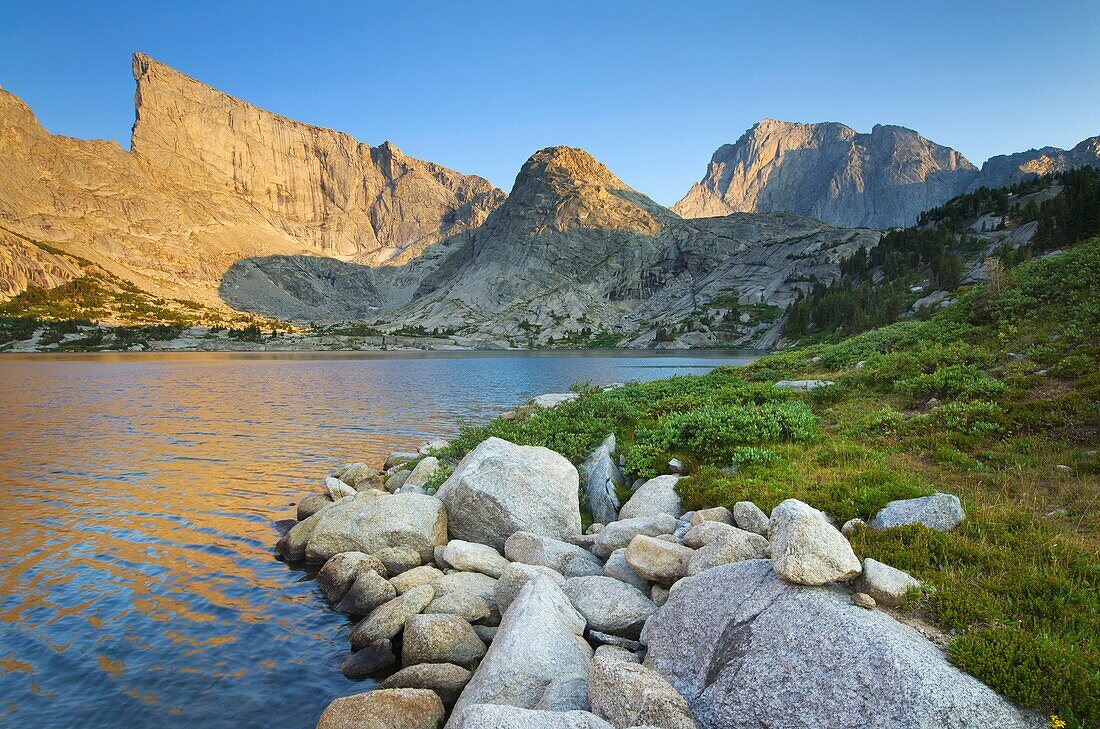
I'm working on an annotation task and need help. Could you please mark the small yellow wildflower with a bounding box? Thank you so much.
[1049,714,1066,729]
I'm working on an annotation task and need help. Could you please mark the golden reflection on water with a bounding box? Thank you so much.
[0,351,752,728]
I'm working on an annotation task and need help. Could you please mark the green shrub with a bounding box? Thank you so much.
[1008,390,1095,437]
[898,364,1007,402]
[1051,353,1095,379]
[949,627,1098,728]
[442,392,637,465]
[727,446,777,466]
[837,404,905,438]
[228,324,264,342]
[929,444,986,471]
[625,401,818,477]
[821,468,930,521]
[916,400,1006,437]
[0,317,39,345]
[738,349,818,382]
[424,463,453,491]
[814,319,929,367]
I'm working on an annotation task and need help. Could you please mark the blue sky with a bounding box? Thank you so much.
[3,1,1098,205]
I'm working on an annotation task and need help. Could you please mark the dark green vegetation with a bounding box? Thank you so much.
[438,237,1100,726]
[785,167,1100,341]
[1027,167,1100,252]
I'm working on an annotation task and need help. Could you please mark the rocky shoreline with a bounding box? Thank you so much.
[2,324,772,353]
[275,389,1042,729]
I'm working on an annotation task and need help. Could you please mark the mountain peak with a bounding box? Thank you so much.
[0,87,41,131]
[131,51,160,75]
[516,146,626,190]
[674,119,977,228]
[132,52,224,107]
[488,146,665,237]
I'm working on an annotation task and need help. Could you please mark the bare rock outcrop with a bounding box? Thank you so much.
[643,560,1038,728]
[0,230,82,299]
[437,438,581,552]
[449,576,592,718]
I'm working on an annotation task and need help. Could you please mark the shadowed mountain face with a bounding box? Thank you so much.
[223,146,879,345]
[673,119,979,229]
[0,53,505,307]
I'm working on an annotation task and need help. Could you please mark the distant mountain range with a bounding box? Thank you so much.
[1,54,1096,347]
[673,119,1100,229]
[965,136,1100,193]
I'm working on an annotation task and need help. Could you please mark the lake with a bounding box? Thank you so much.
[0,350,759,728]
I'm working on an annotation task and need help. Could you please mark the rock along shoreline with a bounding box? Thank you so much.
[274,386,1041,729]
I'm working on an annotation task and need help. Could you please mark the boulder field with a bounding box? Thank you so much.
[275,397,1041,729]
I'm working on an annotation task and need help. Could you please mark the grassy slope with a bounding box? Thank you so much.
[438,237,1100,726]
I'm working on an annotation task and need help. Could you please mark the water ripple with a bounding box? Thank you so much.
[0,350,756,728]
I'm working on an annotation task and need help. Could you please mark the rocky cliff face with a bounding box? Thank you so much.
[130,54,503,265]
[673,119,978,229]
[0,54,504,305]
[0,229,83,299]
[967,135,1100,192]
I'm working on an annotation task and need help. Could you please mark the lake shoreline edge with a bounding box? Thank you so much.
[275,338,1075,727]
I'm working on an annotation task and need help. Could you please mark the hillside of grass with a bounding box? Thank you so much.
[436,236,1100,726]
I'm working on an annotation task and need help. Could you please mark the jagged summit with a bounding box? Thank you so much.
[1,87,42,129]
[674,119,978,229]
[516,146,627,189]
[131,52,371,146]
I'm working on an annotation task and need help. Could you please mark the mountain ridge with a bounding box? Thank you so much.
[672,119,978,228]
[966,134,1100,192]
[674,118,1099,230]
